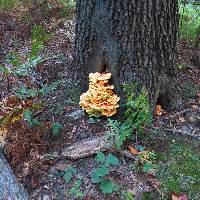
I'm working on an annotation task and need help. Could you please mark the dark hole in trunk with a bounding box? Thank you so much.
[156,93,171,112]
[101,62,109,73]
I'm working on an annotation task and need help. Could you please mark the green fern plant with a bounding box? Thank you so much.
[91,152,120,194]
[123,85,151,136]
[106,119,132,150]
[106,83,152,149]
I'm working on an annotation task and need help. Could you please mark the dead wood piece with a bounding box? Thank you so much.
[163,128,200,141]
[61,136,111,159]
[0,153,28,200]
[61,136,139,161]
[165,108,192,119]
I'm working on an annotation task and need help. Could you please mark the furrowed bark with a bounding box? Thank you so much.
[75,0,182,112]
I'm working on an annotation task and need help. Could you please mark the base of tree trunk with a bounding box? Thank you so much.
[75,0,182,113]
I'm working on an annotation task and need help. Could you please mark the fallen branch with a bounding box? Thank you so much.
[163,128,200,141]
[61,136,110,159]
[61,136,138,160]
[164,108,192,119]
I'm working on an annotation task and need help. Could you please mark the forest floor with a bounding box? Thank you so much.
[0,7,200,200]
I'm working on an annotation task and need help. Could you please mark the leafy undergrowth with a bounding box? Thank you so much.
[179,1,200,41]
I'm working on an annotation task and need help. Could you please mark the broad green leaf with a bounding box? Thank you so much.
[96,152,105,163]
[143,162,153,173]
[91,172,102,183]
[105,153,119,166]
[96,166,109,177]
[23,110,32,123]
[100,180,118,194]
[52,122,63,137]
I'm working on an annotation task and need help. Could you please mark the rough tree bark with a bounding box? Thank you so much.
[75,0,182,112]
[0,153,28,200]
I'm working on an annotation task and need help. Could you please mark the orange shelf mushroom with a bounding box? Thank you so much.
[79,72,120,117]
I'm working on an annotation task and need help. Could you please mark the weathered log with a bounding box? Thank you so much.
[0,153,28,200]
[61,136,110,159]
[61,136,137,160]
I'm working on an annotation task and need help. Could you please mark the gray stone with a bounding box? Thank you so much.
[66,109,84,120]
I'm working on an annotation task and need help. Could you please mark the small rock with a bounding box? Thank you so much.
[6,19,16,31]
[52,151,59,158]
[66,109,84,120]
[42,195,50,200]
[88,117,100,124]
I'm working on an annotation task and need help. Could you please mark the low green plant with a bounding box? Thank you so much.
[0,0,21,10]
[130,146,157,174]
[123,84,151,137]
[106,119,132,150]
[51,122,62,137]
[23,109,40,127]
[91,152,120,194]
[63,166,77,184]
[68,179,84,198]
[106,83,151,149]
[58,0,76,15]
[179,1,200,40]
[157,143,200,200]
[30,25,51,59]
[138,149,157,173]
[5,51,22,67]
[125,192,135,200]
[141,191,160,200]
[13,80,60,100]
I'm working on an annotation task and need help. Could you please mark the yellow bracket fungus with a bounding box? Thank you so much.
[79,72,120,117]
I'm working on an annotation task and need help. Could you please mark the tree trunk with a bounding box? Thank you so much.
[75,0,182,112]
[0,153,28,200]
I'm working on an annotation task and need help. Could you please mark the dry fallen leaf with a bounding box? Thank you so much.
[171,193,188,200]
[128,146,144,155]
[197,92,200,98]
[11,116,21,123]
[156,105,166,116]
